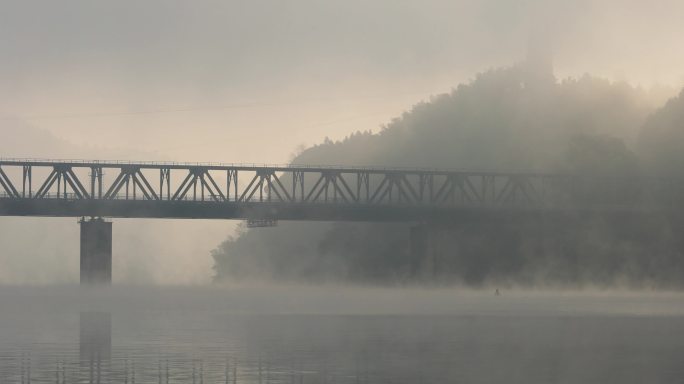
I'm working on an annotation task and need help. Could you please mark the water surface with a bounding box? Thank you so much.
[1,286,683,383]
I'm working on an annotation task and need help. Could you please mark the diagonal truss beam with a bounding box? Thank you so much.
[0,166,20,198]
[33,166,90,199]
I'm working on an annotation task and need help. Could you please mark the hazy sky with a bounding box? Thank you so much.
[1,0,683,284]
[2,0,684,163]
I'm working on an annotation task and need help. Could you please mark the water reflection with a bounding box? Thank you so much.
[1,289,684,383]
[80,311,111,383]
[0,312,448,383]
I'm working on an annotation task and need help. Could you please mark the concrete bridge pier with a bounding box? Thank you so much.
[80,217,112,285]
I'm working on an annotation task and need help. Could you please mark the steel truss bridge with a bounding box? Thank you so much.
[0,159,680,222]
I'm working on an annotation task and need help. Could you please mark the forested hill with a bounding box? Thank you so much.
[213,65,684,287]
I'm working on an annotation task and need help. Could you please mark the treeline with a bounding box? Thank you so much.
[212,64,684,287]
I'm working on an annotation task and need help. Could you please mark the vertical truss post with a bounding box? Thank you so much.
[417,174,427,203]
[427,174,435,203]
[56,170,61,198]
[90,168,95,198]
[160,168,170,200]
[357,172,369,203]
[329,173,337,202]
[193,175,197,201]
[258,171,265,202]
[90,167,103,199]
[227,169,237,201]
[293,171,304,202]
[265,174,271,202]
[447,175,456,205]
[323,172,332,202]
[481,175,492,206]
[200,173,205,201]
[22,165,31,198]
[125,176,130,200]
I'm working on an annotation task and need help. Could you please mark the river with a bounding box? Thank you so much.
[1,286,683,383]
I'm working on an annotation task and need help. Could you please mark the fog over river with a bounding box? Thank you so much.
[3,1,684,383]
[1,286,683,384]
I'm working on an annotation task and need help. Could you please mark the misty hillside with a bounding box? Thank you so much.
[638,89,684,175]
[213,65,684,287]
[294,66,651,171]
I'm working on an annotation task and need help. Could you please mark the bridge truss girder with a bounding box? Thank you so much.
[0,160,678,219]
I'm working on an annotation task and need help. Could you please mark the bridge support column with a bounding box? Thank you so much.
[80,218,112,285]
